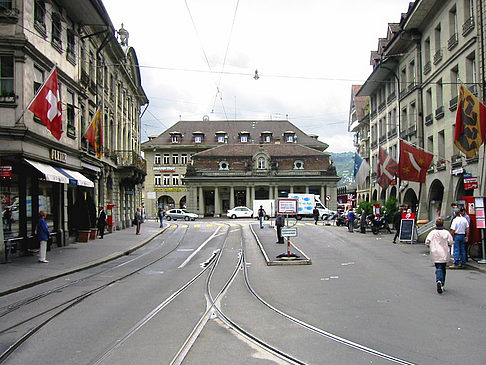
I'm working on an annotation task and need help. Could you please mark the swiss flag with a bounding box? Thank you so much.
[398,140,434,183]
[28,67,63,140]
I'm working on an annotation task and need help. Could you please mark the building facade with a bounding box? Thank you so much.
[0,0,147,258]
[142,119,338,217]
[353,0,484,221]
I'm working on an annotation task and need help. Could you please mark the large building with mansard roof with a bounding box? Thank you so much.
[141,119,339,217]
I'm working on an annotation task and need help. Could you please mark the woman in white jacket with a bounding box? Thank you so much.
[425,217,453,294]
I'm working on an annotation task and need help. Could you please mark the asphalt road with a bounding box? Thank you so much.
[1,219,485,364]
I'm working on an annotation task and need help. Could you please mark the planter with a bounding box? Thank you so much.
[77,230,91,243]
[89,228,98,240]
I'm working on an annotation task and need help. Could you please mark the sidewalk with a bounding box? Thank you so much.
[0,220,165,296]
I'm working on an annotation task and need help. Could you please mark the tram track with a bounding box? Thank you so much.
[0,223,194,363]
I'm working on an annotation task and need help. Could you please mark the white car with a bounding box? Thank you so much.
[227,206,253,219]
[164,209,198,221]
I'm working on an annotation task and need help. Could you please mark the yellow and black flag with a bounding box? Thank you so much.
[454,84,486,158]
[84,108,103,158]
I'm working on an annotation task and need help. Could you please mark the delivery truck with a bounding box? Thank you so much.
[288,193,336,220]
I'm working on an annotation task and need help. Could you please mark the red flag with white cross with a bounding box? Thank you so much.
[28,67,63,140]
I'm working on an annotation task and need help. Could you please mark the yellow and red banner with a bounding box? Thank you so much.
[84,107,103,158]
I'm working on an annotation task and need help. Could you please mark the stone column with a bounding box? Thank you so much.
[290,185,294,193]
[269,185,274,200]
[321,186,325,201]
[214,186,220,217]
[275,186,279,198]
[305,186,309,194]
[250,186,255,208]
[198,186,204,215]
[230,186,235,209]
[246,186,250,206]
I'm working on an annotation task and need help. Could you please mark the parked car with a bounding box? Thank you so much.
[227,206,253,219]
[164,209,198,221]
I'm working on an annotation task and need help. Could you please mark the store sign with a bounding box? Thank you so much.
[154,187,185,192]
[50,149,66,163]
[451,167,464,175]
[464,177,478,190]
[153,167,176,172]
[0,165,12,178]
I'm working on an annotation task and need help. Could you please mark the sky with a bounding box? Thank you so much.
[103,0,413,153]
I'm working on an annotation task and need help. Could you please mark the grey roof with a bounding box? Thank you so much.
[141,120,328,150]
[193,143,328,158]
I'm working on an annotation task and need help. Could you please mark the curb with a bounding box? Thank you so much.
[0,226,168,297]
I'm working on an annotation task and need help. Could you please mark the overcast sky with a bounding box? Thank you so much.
[103,0,412,153]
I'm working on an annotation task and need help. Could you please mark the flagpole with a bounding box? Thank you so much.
[16,65,57,125]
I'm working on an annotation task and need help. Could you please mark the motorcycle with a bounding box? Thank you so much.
[367,214,392,235]
[335,213,347,226]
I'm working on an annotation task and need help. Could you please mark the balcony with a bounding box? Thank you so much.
[370,110,377,119]
[433,49,443,65]
[436,159,447,171]
[425,113,433,126]
[387,91,396,103]
[462,16,475,36]
[378,102,386,113]
[447,33,458,50]
[435,106,444,120]
[379,135,387,143]
[468,84,478,96]
[407,125,416,136]
[407,82,416,93]
[0,92,16,104]
[81,70,89,86]
[424,61,431,75]
[466,154,479,164]
[400,129,408,139]
[449,96,458,111]
[114,150,147,185]
[387,128,397,139]
[0,3,20,24]
[371,141,378,149]
[428,163,435,173]
[451,154,463,167]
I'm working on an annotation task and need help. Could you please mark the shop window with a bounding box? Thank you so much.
[1,173,20,239]
[38,180,54,231]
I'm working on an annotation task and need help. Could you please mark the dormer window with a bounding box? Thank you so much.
[239,131,250,143]
[284,131,296,143]
[219,161,229,170]
[261,131,272,143]
[193,131,204,143]
[293,160,304,169]
[170,131,182,144]
[216,131,227,143]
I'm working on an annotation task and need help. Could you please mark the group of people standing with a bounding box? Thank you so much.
[425,205,470,294]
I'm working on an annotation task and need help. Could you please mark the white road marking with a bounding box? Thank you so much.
[178,226,222,268]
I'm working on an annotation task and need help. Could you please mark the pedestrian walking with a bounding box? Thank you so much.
[36,210,50,263]
[347,208,355,232]
[97,206,106,239]
[158,207,164,228]
[392,207,403,243]
[275,213,284,243]
[425,217,453,294]
[258,205,266,229]
[460,207,470,261]
[313,207,319,225]
[135,207,142,235]
[450,209,469,268]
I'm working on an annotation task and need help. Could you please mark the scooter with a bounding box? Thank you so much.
[368,214,392,235]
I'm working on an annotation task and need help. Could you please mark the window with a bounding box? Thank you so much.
[219,161,229,170]
[424,37,431,64]
[154,174,161,186]
[171,135,179,143]
[436,79,443,111]
[172,174,179,186]
[450,66,459,98]
[34,0,46,33]
[172,153,179,164]
[217,135,225,143]
[466,52,477,91]
[51,12,62,51]
[286,135,294,143]
[258,157,266,169]
[408,60,415,87]
[427,135,434,155]
[163,153,170,164]
[66,91,75,137]
[154,154,161,165]
[66,29,76,64]
[0,56,14,97]
[425,88,432,116]
[240,135,248,143]
[181,153,188,165]
[194,135,202,143]
[449,6,457,37]
[293,160,304,169]
[163,174,170,185]
[264,135,271,143]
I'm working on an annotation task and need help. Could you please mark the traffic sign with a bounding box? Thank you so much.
[325,195,332,201]
[278,198,298,214]
[281,227,297,237]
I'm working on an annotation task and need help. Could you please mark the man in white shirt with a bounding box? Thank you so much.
[450,209,469,269]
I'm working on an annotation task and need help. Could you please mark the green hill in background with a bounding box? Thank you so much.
[329,152,355,187]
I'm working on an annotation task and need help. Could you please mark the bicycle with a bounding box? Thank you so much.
[468,239,484,262]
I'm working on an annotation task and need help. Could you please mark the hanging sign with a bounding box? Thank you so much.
[464,177,478,190]
[0,166,12,178]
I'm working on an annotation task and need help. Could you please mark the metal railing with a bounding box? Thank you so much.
[113,150,146,172]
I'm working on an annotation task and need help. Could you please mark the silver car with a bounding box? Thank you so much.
[164,209,198,221]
